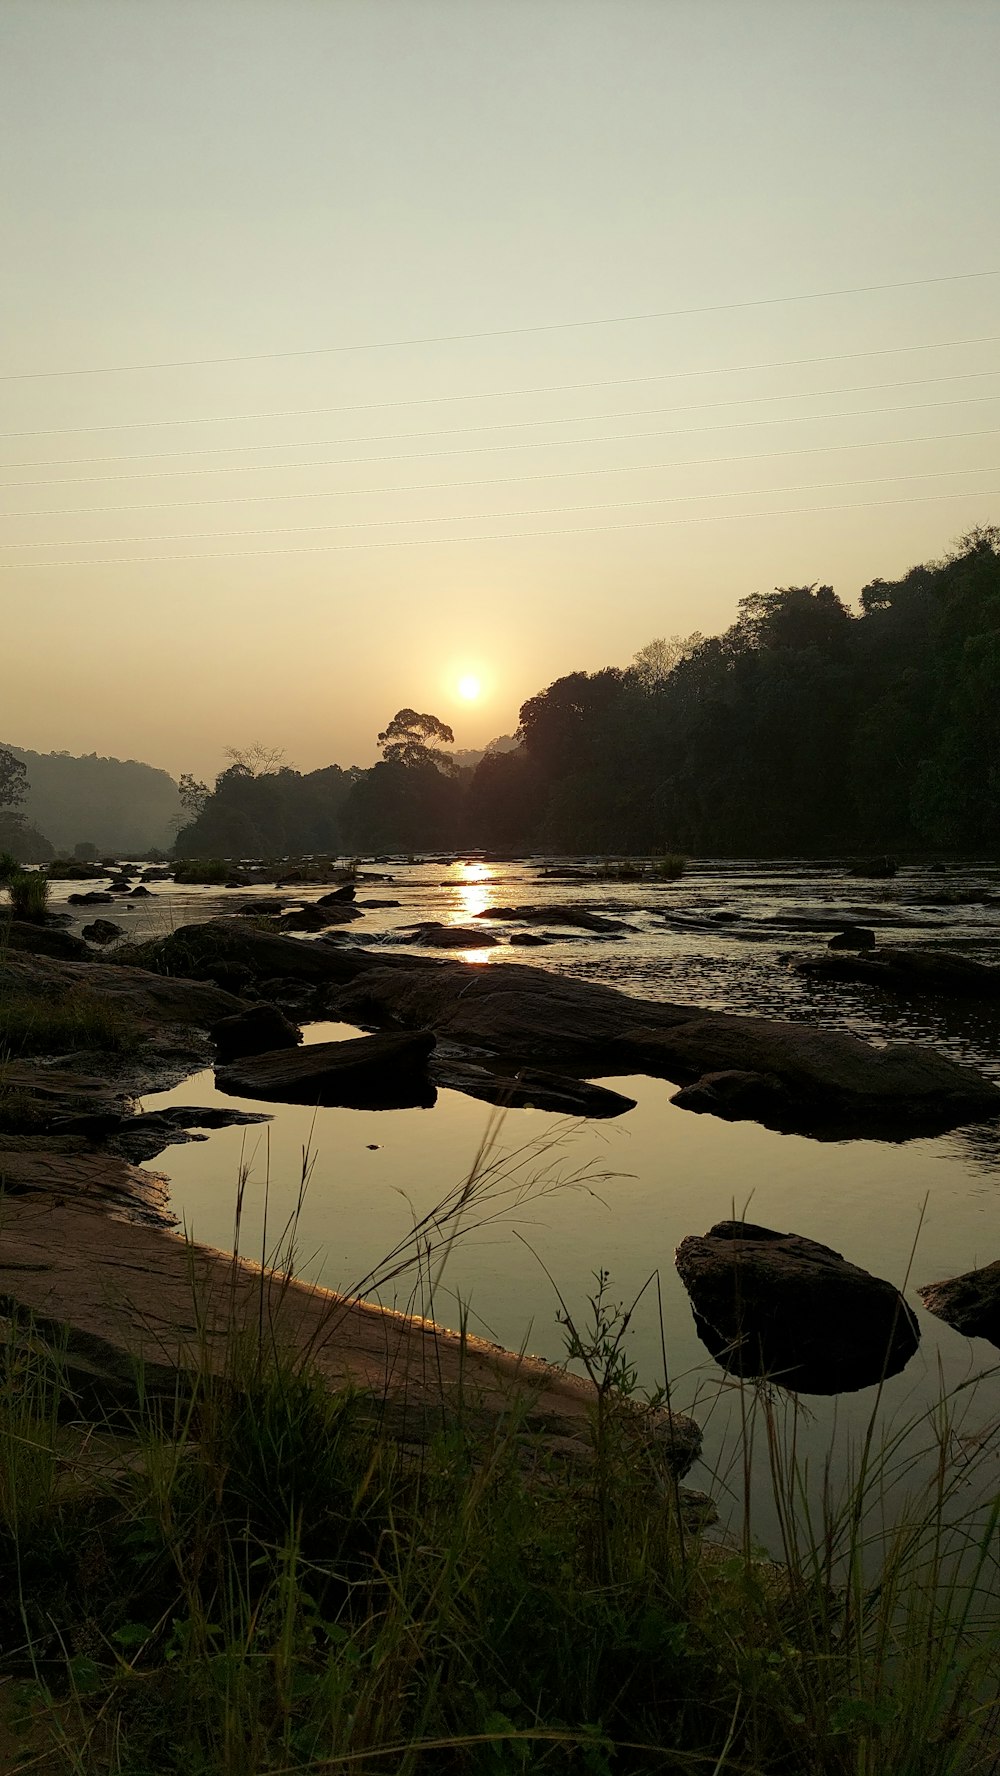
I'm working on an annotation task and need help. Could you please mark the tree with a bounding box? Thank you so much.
[377,710,455,772]
[629,634,702,691]
[177,773,210,818]
[222,743,286,778]
[0,746,27,811]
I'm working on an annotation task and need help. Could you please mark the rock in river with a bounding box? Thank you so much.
[798,947,1000,1001]
[675,1220,920,1393]
[210,1003,303,1060]
[918,1262,1000,1349]
[216,1031,438,1109]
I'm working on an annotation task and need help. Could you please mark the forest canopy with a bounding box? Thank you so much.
[172,528,1000,859]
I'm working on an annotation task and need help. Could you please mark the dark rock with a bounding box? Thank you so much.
[357,898,401,908]
[827,926,877,950]
[1,918,93,961]
[129,885,152,898]
[403,922,501,948]
[82,918,125,944]
[210,1003,303,1060]
[849,857,898,878]
[431,1058,636,1118]
[68,891,114,906]
[50,1111,127,1140]
[136,920,369,987]
[799,947,1000,1001]
[2,950,244,1032]
[477,904,635,932]
[316,884,356,904]
[509,932,550,946]
[675,1220,920,1394]
[279,902,362,932]
[327,956,1000,1138]
[918,1263,1000,1348]
[670,1069,790,1118]
[216,1031,438,1109]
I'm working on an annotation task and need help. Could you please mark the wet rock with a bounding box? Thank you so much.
[328,957,1000,1138]
[849,856,898,878]
[798,947,1000,1001]
[216,1031,438,1109]
[278,904,352,933]
[357,897,401,908]
[317,884,356,905]
[403,922,501,948]
[210,1003,302,1060]
[431,1057,636,1117]
[918,1263,1000,1348]
[509,932,550,946]
[670,1069,790,1119]
[82,918,125,944]
[477,904,635,933]
[827,926,876,950]
[129,885,152,898]
[675,1220,920,1393]
[68,891,114,906]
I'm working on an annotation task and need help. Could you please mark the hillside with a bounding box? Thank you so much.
[4,745,182,855]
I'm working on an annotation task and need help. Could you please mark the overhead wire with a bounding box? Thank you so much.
[2,485,997,569]
[5,367,1000,471]
[6,427,999,520]
[6,464,998,553]
[3,331,999,440]
[4,393,1000,488]
[2,267,997,381]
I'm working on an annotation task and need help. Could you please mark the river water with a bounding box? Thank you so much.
[52,858,1000,1533]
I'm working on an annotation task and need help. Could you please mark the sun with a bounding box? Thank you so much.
[457,674,481,701]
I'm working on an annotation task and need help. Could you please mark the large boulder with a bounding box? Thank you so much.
[216,1031,437,1109]
[675,1221,920,1394]
[798,947,1000,1001]
[131,920,369,988]
[1,917,93,961]
[1,951,244,1031]
[918,1263,1000,1348]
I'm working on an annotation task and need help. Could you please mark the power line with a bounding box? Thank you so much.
[6,465,997,553]
[5,393,999,489]
[2,269,998,382]
[3,331,998,441]
[2,485,995,568]
[7,367,999,471]
[6,428,998,520]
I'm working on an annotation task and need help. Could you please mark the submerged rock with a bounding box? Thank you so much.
[216,1031,437,1109]
[675,1220,920,1393]
[918,1262,1000,1348]
[477,903,635,932]
[827,926,877,950]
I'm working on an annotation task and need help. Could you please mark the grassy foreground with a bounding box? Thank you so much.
[2,1271,1000,1776]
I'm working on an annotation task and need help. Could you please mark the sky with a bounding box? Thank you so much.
[3,0,1000,781]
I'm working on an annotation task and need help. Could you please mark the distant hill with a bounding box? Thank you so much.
[4,745,182,855]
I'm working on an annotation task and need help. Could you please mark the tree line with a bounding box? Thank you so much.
[171,525,1000,860]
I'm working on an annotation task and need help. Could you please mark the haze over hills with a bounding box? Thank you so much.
[3,745,182,856]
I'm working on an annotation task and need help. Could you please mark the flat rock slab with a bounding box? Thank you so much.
[217,1031,437,1108]
[2,951,244,1029]
[431,1058,636,1118]
[0,1195,701,1476]
[329,958,1000,1138]
[675,1220,920,1394]
[918,1262,1000,1349]
[402,923,501,948]
[0,1144,174,1227]
[477,904,635,932]
[798,947,1000,1001]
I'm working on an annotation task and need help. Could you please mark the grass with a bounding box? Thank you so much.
[172,859,234,885]
[2,1138,1000,1775]
[5,870,50,921]
[0,988,142,1057]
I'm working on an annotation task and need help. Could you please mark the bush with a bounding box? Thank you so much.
[172,858,233,884]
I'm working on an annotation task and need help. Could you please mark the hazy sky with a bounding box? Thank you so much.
[3,0,999,780]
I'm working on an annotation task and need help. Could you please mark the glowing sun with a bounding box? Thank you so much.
[457,674,481,701]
